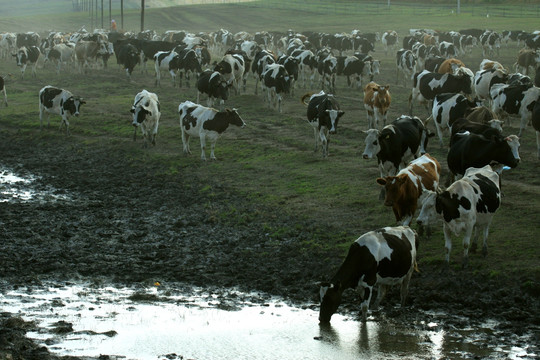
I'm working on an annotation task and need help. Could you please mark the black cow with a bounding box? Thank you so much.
[196,70,230,108]
[319,226,418,323]
[447,132,520,180]
[302,91,344,158]
[13,46,40,79]
[117,43,139,80]
[409,69,472,115]
[317,53,338,93]
[424,56,446,72]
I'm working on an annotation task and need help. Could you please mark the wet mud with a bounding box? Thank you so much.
[0,135,539,359]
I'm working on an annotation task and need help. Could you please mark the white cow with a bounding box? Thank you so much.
[130,90,161,147]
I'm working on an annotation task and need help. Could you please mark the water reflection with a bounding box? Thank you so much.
[0,166,72,202]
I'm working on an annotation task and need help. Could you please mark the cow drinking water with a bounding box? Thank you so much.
[319,226,418,323]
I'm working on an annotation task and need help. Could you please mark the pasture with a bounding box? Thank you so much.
[0,0,539,335]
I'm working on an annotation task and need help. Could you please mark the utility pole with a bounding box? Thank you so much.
[101,0,104,28]
[109,0,111,28]
[121,0,124,30]
[457,0,461,14]
[141,0,145,32]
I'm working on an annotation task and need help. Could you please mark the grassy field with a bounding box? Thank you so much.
[0,1,539,281]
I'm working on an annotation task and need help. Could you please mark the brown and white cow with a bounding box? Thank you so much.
[178,100,246,160]
[514,49,540,75]
[376,154,441,227]
[416,165,501,268]
[319,226,418,323]
[437,58,465,74]
[363,81,391,129]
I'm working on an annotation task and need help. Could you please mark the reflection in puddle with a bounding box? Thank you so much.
[0,166,72,202]
[0,283,537,360]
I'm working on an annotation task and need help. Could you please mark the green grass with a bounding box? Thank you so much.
[0,0,539,281]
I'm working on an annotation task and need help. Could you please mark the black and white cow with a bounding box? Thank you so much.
[319,226,418,323]
[343,55,372,89]
[490,83,540,136]
[424,55,446,72]
[130,90,161,147]
[39,85,85,135]
[302,91,344,158]
[262,63,291,113]
[439,41,458,58]
[45,43,75,75]
[196,70,231,108]
[252,49,276,94]
[318,53,338,93]
[154,50,181,86]
[13,46,40,79]
[480,31,501,57]
[416,165,501,268]
[0,76,7,107]
[532,101,540,159]
[117,43,140,80]
[381,30,398,55]
[214,53,245,95]
[291,49,317,88]
[396,49,417,86]
[447,131,520,181]
[362,115,431,199]
[178,100,246,160]
[409,68,472,115]
[277,55,299,95]
[176,47,203,88]
[473,68,508,103]
[431,93,481,147]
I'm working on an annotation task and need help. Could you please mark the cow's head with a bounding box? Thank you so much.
[495,135,520,168]
[320,107,344,135]
[131,103,151,127]
[226,108,246,128]
[362,128,380,159]
[376,174,408,207]
[63,96,85,116]
[416,190,438,227]
[13,48,27,66]
[319,281,343,323]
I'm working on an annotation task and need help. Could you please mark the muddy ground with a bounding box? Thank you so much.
[1,132,539,359]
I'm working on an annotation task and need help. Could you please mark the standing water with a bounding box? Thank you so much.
[0,282,536,360]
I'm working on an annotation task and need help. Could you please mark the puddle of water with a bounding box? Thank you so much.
[0,166,72,202]
[1,283,537,360]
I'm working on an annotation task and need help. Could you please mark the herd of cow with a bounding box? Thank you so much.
[1,26,540,324]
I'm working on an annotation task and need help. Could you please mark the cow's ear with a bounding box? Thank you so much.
[376,178,387,186]
[130,108,135,113]
[338,110,345,117]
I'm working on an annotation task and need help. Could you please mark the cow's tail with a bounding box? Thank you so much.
[424,114,433,127]
[414,260,420,273]
[300,92,314,106]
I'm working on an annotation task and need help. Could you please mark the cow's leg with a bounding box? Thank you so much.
[401,214,413,227]
[181,129,190,155]
[461,225,474,268]
[277,93,283,113]
[313,126,319,152]
[400,270,413,307]
[2,86,7,107]
[443,224,453,265]
[360,285,373,322]
[518,114,528,138]
[320,131,328,158]
[536,130,540,160]
[39,107,45,130]
[20,64,27,79]
[210,140,217,160]
[481,219,493,258]
[170,70,177,87]
[199,133,207,161]
[372,284,387,309]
